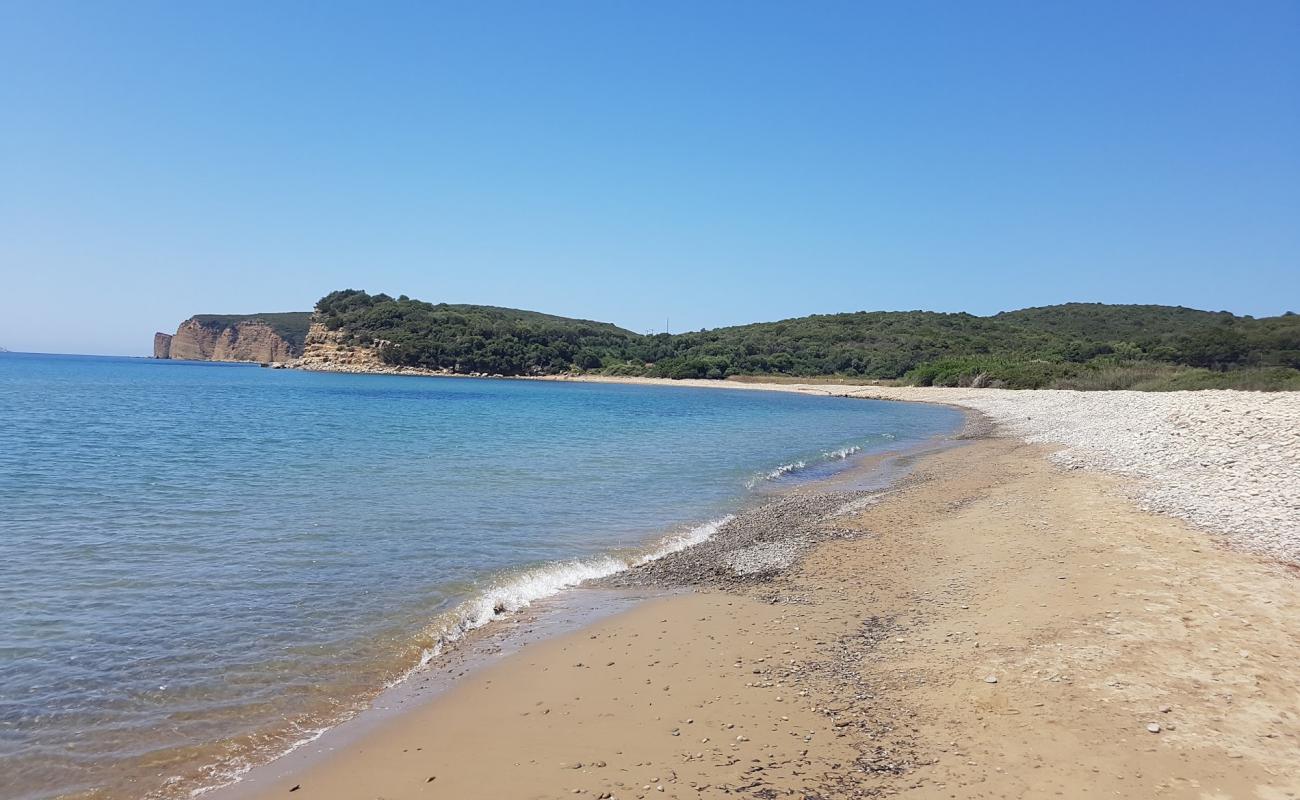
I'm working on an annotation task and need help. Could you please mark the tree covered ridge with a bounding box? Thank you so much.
[314,290,639,375]
[313,290,1300,389]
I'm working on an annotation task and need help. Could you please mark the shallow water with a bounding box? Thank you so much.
[0,353,961,799]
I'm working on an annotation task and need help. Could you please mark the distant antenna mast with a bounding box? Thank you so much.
[666,316,670,335]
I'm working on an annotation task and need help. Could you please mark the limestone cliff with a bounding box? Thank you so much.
[153,332,173,359]
[154,313,311,363]
[295,322,394,372]
[295,322,463,376]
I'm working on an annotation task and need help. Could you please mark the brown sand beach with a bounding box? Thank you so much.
[214,387,1300,800]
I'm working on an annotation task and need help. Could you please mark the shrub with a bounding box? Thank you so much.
[904,357,1077,389]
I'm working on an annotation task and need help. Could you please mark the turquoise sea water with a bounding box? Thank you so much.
[0,353,961,799]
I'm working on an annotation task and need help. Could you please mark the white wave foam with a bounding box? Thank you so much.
[745,460,807,488]
[190,514,734,797]
[450,556,628,636]
[638,515,734,564]
[416,515,734,669]
[745,442,869,488]
[823,444,862,461]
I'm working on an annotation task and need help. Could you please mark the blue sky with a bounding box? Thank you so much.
[1,1,1297,355]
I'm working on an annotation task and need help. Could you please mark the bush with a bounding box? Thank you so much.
[1137,366,1300,391]
[1050,363,1300,391]
[904,357,1077,389]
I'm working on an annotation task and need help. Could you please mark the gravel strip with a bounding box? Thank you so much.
[602,491,858,589]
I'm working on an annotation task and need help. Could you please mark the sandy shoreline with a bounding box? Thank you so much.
[211,386,1300,799]
[205,433,957,800]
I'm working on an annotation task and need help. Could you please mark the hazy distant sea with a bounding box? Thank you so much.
[0,352,961,799]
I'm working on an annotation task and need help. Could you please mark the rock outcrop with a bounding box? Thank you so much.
[154,314,310,363]
[295,322,394,373]
[295,323,468,376]
[153,332,173,359]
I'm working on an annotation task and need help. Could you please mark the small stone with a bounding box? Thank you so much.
[984,675,998,684]
[1159,705,1172,714]
[1147,723,1161,733]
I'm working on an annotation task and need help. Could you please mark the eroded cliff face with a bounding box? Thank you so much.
[153,315,417,371]
[163,319,298,363]
[294,322,393,372]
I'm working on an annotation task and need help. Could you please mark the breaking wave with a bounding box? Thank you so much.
[746,460,808,488]
[745,441,872,488]
[192,514,735,797]
[414,515,734,669]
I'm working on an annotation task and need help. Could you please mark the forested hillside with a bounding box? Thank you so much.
[314,290,1300,389]
[314,290,639,375]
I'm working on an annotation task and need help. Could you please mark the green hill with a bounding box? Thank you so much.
[313,290,1300,390]
[315,290,639,375]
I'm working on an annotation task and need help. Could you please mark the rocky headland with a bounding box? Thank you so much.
[153,313,311,364]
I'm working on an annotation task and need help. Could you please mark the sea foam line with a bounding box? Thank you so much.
[420,514,735,665]
[746,460,808,488]
[745,441,870,488]
[188,514,734,798]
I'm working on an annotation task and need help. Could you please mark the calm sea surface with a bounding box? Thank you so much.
[0,353,961,799]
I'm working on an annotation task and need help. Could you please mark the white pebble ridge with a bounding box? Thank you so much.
[861,388,1300,563]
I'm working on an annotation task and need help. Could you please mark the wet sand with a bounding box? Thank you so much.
[217,435,1300,799]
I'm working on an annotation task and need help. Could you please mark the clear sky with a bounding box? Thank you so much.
[1,1,1297,355]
